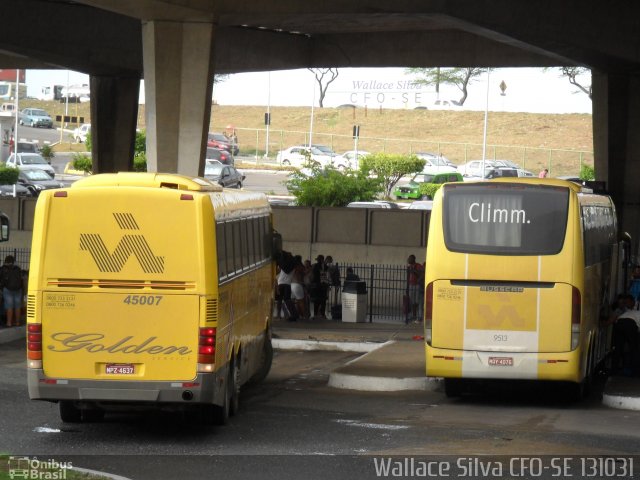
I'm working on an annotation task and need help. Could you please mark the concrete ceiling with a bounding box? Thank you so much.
[1,0,639,77]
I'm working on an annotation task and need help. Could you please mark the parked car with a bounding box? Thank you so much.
[206,147,234,165]
[5,153,56,178]
[407,200,434,210]
[394,171,463,199]
[311,144,338,157]
[0,183,32,197]
[275,145,333,168]
[334,150,371,170]
[346,200,399,209]
[73,123,91,143]
[13,141,39,154]
[19,108,53,128]
[203,163,245,188]
[416,152,457,172]
[457,159,499,177]
[17,168,64,196]
[493,159,535,177]
[462,166,519,180]
[207,132,238,155]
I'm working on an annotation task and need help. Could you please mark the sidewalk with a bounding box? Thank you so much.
[272,318,640,411]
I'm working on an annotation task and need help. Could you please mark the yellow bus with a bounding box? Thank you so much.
[27,172,279,424]
[424,178,626,397]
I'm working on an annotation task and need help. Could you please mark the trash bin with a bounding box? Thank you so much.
[342,280,367,323]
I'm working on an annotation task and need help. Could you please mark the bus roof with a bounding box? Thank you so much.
[72,172,223,192]
[475,177,587,193]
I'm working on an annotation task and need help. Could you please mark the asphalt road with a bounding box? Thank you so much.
[1,339,640,480]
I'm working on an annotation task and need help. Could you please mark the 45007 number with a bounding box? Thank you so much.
[123,295,163,306]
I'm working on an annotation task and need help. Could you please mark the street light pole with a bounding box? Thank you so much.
[481,68,490,177]
[265,72,271,159]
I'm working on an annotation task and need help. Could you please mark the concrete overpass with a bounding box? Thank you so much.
[1,1,640,244]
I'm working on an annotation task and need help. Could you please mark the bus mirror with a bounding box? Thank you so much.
[0,213,9,242]
[271,231,282,260]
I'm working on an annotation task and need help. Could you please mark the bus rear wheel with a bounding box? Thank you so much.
[444,378,464,398]
[59,401,82,423]
[229,359,241,416]
[250,337,273,384]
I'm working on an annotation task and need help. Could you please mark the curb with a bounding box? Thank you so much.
[272,338,382,353]
[602,394,640,411]
[328,370,440,392]
[71,466,132,480]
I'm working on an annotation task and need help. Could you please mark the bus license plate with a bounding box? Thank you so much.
[488,357,513,366]
[105,364,135,375]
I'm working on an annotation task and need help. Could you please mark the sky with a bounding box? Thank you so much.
[24,67,592,114]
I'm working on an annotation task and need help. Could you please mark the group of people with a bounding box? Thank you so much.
[275,252,342,321]
[611,270,640,376]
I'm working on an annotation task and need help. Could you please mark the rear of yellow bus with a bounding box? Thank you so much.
[27,173,228,420]
[425,180,593,393]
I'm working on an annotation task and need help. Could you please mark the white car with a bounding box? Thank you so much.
[73,123,91,143]
[275,145,333,168]
[457,159,498,177]
[416,152,457,173]
[6,153,56,178]
[334,150,370,170]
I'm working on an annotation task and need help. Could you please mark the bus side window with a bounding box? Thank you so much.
[225,221,235,275]
[241,219,250,269]
[246,219,256,266]
[233,221,243,273]
[216,222,227,279]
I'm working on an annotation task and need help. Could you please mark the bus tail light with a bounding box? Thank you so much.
[27,323,43,368]
[424,282,433,345]
[198,327,216,372]
[571,287,581,350]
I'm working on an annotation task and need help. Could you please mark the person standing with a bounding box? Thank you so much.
[311,255,328,319]
[538,168,549,178]
[1,255,23,327]
[405,254,424,324]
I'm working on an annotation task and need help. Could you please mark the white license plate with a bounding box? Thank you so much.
[105,364,135,375]
[488,357,513,366]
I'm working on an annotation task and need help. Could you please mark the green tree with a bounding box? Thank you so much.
[0,166,20,185]
[359,153,425,198]
[580,164,595,180]
[285,163,382,207]
[71,153,92,173]
[405,67,488,106]
[39,144,55,163]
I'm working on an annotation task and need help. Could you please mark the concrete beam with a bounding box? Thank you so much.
[592,71,640,256]
[142,21,215,176]
[90,76,140,174]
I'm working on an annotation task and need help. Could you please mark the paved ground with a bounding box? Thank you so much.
[3,318,639,410]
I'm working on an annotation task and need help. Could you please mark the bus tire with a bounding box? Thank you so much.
[250,337,273,384]
[59,401,82,423]
[229,358,241,416]
[210,391,230,426]
[444,378,464,398]
[81,408,105,423]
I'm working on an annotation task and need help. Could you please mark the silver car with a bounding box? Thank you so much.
[6,153,56,178]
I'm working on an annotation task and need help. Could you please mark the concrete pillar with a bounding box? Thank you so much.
[89,76,140,173]
[592,71,640,256]
[142,20,215,176]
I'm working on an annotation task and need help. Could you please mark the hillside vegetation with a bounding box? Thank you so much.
[22,99,593,176]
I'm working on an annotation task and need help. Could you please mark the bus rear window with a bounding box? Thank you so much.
[442,183,569,255]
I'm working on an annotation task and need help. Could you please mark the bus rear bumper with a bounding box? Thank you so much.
[27,369,226,406]
[425,346,582,383]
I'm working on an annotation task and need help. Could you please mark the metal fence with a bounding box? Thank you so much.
[223,126,594,178]
[329,263,412,324]
[0,247,31,272]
